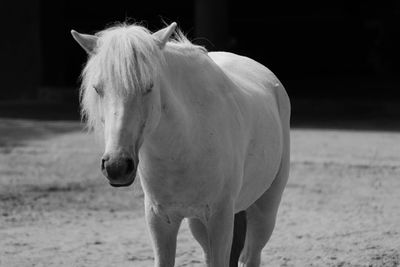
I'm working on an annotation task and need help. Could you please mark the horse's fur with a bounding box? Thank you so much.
[73,22,290,267]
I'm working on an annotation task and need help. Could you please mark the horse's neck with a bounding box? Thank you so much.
[143,49,215,159]
[163,48,215,96]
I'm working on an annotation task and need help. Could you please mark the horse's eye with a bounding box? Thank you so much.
[93,86,102,96]
[143,82,153,96]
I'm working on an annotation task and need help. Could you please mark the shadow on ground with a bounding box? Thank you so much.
[0,100,83,146]
[0,119,83,148]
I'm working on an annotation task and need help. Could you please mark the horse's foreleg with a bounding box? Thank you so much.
[188,218,211,264]
[207,202,235,267]
[145,201,182,267]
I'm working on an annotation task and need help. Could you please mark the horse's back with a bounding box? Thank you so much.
[209,52,282,97]
[208,51,289,125]
[209,51,291,211]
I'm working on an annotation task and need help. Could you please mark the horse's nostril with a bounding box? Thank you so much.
[125,158,135,174]
[101,155,110,171]
[101,158,106,170]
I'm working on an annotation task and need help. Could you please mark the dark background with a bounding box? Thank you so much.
[1,0,399,128]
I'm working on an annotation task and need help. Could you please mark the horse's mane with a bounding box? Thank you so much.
[80,22,206,132]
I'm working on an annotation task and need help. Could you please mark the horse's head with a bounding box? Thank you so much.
[72,23,176,187]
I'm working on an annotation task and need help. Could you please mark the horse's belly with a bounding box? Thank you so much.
[235,111,283,211]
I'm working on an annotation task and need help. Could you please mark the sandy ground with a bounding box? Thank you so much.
[0,119,399,267]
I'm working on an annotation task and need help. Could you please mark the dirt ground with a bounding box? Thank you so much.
[0,119,399,267]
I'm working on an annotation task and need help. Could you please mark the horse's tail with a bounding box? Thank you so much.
[229,210,247,267]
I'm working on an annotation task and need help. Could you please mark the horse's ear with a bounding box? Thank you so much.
[71,30,98,54]
[153,22,177,49]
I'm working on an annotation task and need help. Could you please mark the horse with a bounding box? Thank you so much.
[71,22,290,267]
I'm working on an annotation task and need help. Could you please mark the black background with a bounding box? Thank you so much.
[1,0,399,127]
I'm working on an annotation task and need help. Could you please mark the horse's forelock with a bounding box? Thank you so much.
[95,24,163,94]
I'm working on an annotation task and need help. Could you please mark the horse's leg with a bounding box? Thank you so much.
[239,151,290,267]
[238,194,280,267]
[188,218,211,264]
[206,201,235,267]
[230,211,247,267]
[145,201,182,267]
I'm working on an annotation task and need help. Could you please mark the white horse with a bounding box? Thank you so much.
[71,22,290,267]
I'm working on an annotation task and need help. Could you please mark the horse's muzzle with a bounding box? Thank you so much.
[108,178,135,187]
[101,153,137,187]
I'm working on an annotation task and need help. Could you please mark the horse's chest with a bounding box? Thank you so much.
[148,201,211,223]
[142,171,220,203]
[140,152,224,198]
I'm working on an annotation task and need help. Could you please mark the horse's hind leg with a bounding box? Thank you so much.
[239,152,290,266]
[230,211,247,267]
[239,191,281,267]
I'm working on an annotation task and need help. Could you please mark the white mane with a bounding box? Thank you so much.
[79,22,206,132]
